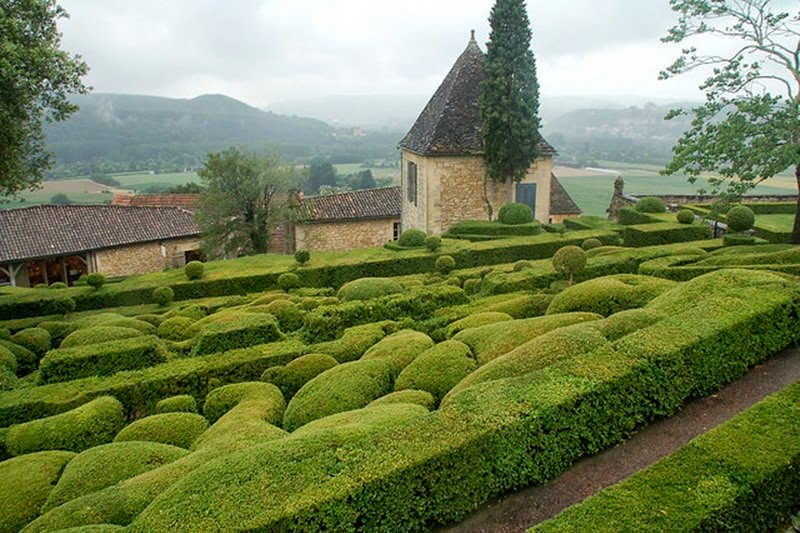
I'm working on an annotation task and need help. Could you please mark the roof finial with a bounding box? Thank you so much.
[470,29,476,43]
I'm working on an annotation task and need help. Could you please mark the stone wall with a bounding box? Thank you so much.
[94,237,201,277]
[295,218,399,252]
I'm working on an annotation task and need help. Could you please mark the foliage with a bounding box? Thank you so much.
[11,327,51,356]
[184,261,204,281]
[435,255,456,274]
[156,316,195,341]
[444,219,541,239]
[659,0,800,243]
[191,314,284,356]
[398,228,427,247]
[50,192,71,204]
[0,339,35,376]
[337,277,404,302]
[481,0,541,186]
[546,274,678,317]
[635,196,667,213]
[361,329,435,372]
[394,340,476,404]
[261,353,339,399]
[0,345,17,374]
[152,286,174,307]
[498,202,535,225]
[202,381,285,425]
[0,0,89,198]
[277,272,300,291]
[368,390,436,410]
[723,233,757,247]
[155,395,198,414]
[305,322,387,363]
[114,413,209,449]
[618,206,659,226]
[60,325,144,348]
[552,245,587,285]
[294,249,310,265]
[623,222,711,247]
[195,146,294,258]
[304,157,337,195]
[444,311,513,338]
[85,273,106,290]
[726,205,756,233]
[676,209,695,224]
[425,235,442,252]
[581,238,603,250]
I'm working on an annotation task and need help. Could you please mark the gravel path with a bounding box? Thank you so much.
[442,347,800,533]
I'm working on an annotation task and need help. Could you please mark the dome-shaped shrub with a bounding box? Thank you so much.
[184,261,204,280]
[498,203,534,225]
[48,281,67,289]
[367,390,436,410]
[398,228,427,247]
[114,412,208,449]
[153,286,174,306]
[546,274,677,317]
[156,394,199,414]
[513,260,533,271]
[552,245,587,285]
[435,255,456,274]
[361,329,434,371]
[444,312,513,338]
[157,316,195,341]
[0,345,17,373]
[85,272,106,290]
[262,299,305,331]
[394,340,476,403]
[261,353,339,399]
[635,196,667,213]
[425,235,442,252]
[203,382,285,424]
[11,327,51,357]
[676,209,695,224]
[726,205,756,232]
[60,325,143,348]
[581,238,603,251]
[337,277,404,301]
[294,249,310,265]
[277,272,300,291]
[0,328,9,341]
[0,339,35,375]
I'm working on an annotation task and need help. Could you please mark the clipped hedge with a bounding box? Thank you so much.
[618,206,659,225]
[545,274,677,317]
[444,312,513,338]
[498,203,535,225]
[191,314,284,356]
[60,325,144,348]
[156,316,196,341]
[202,381,286,425]
[10,327,51,357]
[5,396,125,456]
[0,339,35,375]
[337,277,405,302]
[361,329,435,372]
[623,222,711,247]
[114,413,209,449]
[395,340,476,404]
[39,336,170,384]
[155,395,198,414]
[306,322,387,363]
[368,390,436,410]
[289,403,429,440]
[260,353,339,399]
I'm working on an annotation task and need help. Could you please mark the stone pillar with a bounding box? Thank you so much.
[607,175,627,220]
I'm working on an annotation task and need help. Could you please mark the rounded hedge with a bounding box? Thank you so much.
[60,325,144,348]
[581,238,603,251]
[676,209,695,224]
[203,381,286,425]
[398,228,426,247]
[49,281,68,289]
[514,260,533,271]
[337,277,404,302]
[289,403,428,440]
[435,255,456,274]
[546,274,677,317]
[361,329,434,372]
[184,260,205,280]
[367,390,436,410]
[153,286,175,306]
[277,272,300,291]
[600,308,665,342]
[394,340,476,404]
[445,312,513,338]
[463,278,482,295]
[157,316,196,341]
[283,359,395,432]
[0,328,9,341]
[294,249,311,265]
[156,394,199,414]
[635,196,667,213]
[424,235,442,252]
[0,339,35,375]
[0,345,17,374]
[85,272,106,290]
[498,203,534,225]
[114,412,209,449]
[552,245,587,282]
[723,233,757,246]
[726,205,756,232]
[262,299,305,332]
[261,353,339,399]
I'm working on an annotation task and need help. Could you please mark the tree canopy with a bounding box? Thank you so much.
[195,147,294,259]
[0,0,89,198]
[659,0,800,243]
[480,0,541,188]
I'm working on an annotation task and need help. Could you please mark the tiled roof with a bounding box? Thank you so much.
[0,205,199,263]
[549,174,582,215]
[296,187,401,223]
[112,193,199,210]
[400,32,556,157]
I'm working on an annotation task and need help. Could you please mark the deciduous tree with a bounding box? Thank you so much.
[0,0,89,198]
[659,0,800,243]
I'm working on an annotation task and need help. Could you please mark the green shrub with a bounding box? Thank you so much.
[184,261,205,280]
[260,353,339,399]
[726,205,756,232]
[0,345,17,374]
[290,403,428,441]
[114,412,209,449]
[635,196,667,213]
[398,228,427,247]
[48,281,68,289]
[444,312,513,338]
[37,320,79,346]
[368,390,436,410]
[156,395,198,414]
[306,322,387,363]
[294,249,311,265]
[425,235,442,252]
[283,359,395,432]
[552,245,587,285]
[676,209,695,224]
[85,273,106,290]
[203,381,285,425]
[39,336,169,384]
[463,278,482,295]
[60,325,144,348]
[498,203,534,225]
[599,308,665,341]
[395,340,476,404]
[0,364,17,391]
[361,329,435,372]
[261,299,305,332]
[623,222,711,247]
[0,450,77,532]
[0,328,9,341]
[435,255,456,274]
[546,274,678,317]
[152,286,175,307]
[277,272,300,291]
[5,396,125,456]
[337,277,404,302]
[723,233,757,246]
[11,327,51,357]
[444,220,541,238]
[542,222,566,233]
[156,316,195,341]
[618,206,657,225]
[191,314,284,356]
[581,238,603,250]
[0,339,34,376]
[42,441,189,514]
[483,293,553,319]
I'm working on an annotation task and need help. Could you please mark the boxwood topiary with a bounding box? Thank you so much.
[513,260,533,271]
[262,299,305,332]
[463,278,482,295]
[337,277,404,302]
[85,272,106,290]
[0,339,35,375]
[425,235,442,252]
[676,209,695,224]
[48,281,68,289]
[581,238,603,251]
[635,196,667,213]
[0,345,17,374]
[398,228,426,247]
[37,320,79,346]
[156,395,199,414]
[260,353,339,399]
[0,365,17,391]
[153,286,175,307]
[367,390,436,410]
[722,233,757,246]
[552,245,587,285]
[498,203,534,225]
[394,340,476,404]
[305,322,387,363]
[294,249,311,265]
[435,255,456,274]
[545,274,678,317]
[277,272,300,291]
[114,413,209,449]
[444,312,513,338]
[203,381,286,425]
[156,316,196,341]
[361,329,434,372]
[11,327,51,357]
[60,325,144,348]
[190,314,284,356]
[0,328,9,341]
[184,261,205,280]
[725,205,756,232]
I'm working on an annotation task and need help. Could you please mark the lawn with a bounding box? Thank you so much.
[334,163,400,186]
[754,214,796,232]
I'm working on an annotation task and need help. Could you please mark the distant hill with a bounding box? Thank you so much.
[44,93,399,177]
[267,94,430,130]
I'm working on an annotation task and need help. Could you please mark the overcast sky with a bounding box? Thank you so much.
[54,0,788,109]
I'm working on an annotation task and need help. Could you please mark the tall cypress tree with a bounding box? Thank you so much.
[480,0,541,188]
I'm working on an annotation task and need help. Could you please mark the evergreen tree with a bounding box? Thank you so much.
[480,0,541,193]
[304,158,337,195]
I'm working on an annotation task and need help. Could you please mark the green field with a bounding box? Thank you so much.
[334,163,400,186]
[111,171,200,191]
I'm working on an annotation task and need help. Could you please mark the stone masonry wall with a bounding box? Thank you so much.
[295,219,399,253]
[94,237,201,277]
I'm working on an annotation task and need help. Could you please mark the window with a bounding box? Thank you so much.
[406,161,418,206]
[392,222,401,241]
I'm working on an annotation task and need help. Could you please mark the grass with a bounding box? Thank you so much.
[112,172,200,192]
[334,163,400,186]
[754,214,795,233]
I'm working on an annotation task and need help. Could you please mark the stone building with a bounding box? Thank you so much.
[0,205,201,287]
[399,32,580,234]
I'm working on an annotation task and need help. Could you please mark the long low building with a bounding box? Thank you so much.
[0,204,201,287]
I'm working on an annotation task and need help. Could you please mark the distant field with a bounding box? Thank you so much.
[112,171,200,191]
[334,164,400,186]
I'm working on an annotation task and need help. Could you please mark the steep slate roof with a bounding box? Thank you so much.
[549,174,582,215]
[400,32,556,157]
[0,205,199,263]
[112,193,200,211]
[296,187,401,223]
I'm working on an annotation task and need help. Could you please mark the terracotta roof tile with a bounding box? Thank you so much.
[0,205,199,263]
[112,193,199,210]
[296,187,401,223]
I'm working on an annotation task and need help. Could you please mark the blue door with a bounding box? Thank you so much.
[516,183,537,216]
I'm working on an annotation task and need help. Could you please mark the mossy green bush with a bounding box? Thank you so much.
[11,327,51,357]
[0,339,35,376]
[513,259,533,271]
[156,394,198,414]
[453,312,602,365]
[425,235,442,252]
[48,281,68,289]
[191,314,284,356]
[306,322,387,363]
[599,308,665,341]
[725,205,756,232]
[0,365,17,391]
[114,412,209,449]
[546,274,678,317]
[435,255,456,274]
[444,312,513,338]
[0,450,77,532]
[152,286,174,307]
[260,353,339,399]
[482,293,553,319]
[581,238,603,250]
[294,249,311,265]
[39,336,169,384]
[0,345,16,374]
[192,399,287,453]
[361,329,434,371]
[203,381,285,425]
[42,441,189,514]
[618,206,658,225]
[677,209,695,224]
[156,316,195,341]
[498,203,534,225]
[5,396,125,456]
[623,222,712,247]
[395,340,476,404]
[723,233,757,246]
[337,277,404,302]
[60,325,144,348]
[0,328,9,341]
[398,228,427,247]
[635,196,667,213]
[552,245,587,285]
[289,403,428,440]
[85,272,106,290]
[184,261,204,281]
[277,272,300,291]
[283,359,395,432]
[260,299,305,332]
[368,390,436,410]
[37,320,80,346]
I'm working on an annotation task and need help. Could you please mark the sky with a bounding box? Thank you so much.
[54,0,790,109]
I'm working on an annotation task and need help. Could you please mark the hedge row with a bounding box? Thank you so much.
[617,206,661,225]
[623,222,711,247]
[741,201,796,214]
[125,269,800,531]
[533,379,800,531]
[443,220,542,239]
[190,314,284,356]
